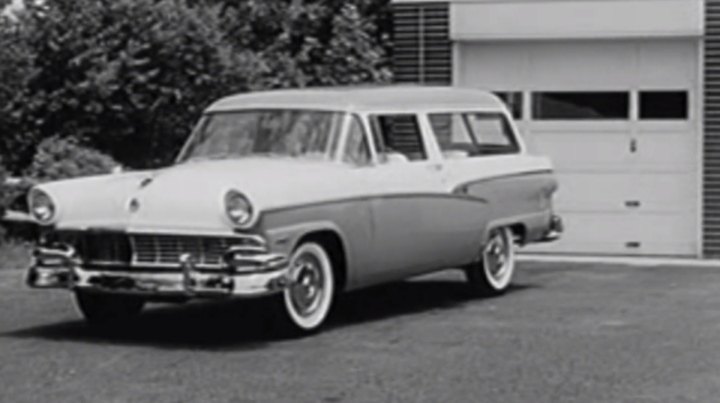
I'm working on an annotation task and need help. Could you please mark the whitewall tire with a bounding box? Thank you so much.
[277,242,335,334]
[465,227,516,296]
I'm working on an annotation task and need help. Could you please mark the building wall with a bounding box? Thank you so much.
[392,2,452,84]
[392,0,708,257]
[704,0,720,256]
[450,0,702,41]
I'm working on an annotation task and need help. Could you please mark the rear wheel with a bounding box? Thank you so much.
[272,242,335,336]
[465,227,516,296]
[74,290,145,325]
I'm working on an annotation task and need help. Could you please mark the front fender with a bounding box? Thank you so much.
[264,220,348,257]
[263,221,354,289]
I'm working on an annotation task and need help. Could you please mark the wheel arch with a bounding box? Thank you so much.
[484,217,527,243]
[294,228,349,293]
[508,223,528,245]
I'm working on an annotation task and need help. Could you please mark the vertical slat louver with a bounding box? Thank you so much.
[392,2,451,84]
[705,0,720,256]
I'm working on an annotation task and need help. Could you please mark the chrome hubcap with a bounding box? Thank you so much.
[289,254,325,317]
[484,230,510,280]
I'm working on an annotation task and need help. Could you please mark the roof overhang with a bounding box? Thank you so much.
[393,0,704,41]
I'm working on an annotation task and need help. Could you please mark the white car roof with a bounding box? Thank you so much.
[206,86,506,114]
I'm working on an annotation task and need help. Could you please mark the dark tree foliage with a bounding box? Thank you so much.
[0,7,34,172]
[0,0,391,172]
[1,0,255,170]
[0,158,9,218]
[216,0,391,87]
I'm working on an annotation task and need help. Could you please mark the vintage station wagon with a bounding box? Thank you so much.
[27,86,562,334]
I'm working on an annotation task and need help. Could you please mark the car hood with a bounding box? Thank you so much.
[37,158,361,234]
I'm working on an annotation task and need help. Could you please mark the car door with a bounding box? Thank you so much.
[358,113,469,286]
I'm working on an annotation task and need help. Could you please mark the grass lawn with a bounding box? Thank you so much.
[0,240,32,270]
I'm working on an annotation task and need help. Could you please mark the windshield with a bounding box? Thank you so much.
[177,110,346,163]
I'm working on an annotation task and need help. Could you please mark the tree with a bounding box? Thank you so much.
[0,0,392,172]
[0,6,34,172]
[3,0,257,169]
[215,0,392,88]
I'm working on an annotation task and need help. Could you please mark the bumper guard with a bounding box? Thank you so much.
[538,214,564,243]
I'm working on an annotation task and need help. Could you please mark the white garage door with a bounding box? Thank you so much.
[457,40,700,256]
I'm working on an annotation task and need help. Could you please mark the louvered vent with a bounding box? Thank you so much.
[705,0,720,256]
[392,2,451,84]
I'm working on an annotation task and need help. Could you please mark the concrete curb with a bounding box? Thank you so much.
[518,253,720,268]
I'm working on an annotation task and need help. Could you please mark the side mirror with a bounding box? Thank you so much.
[111,165,124,174]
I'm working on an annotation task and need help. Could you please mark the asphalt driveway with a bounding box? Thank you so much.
[0,261,719,403]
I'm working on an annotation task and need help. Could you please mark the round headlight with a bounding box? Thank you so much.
[224,190,253,226]
[29,189,56,224]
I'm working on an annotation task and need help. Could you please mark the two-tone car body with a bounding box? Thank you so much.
[27,86,562,333]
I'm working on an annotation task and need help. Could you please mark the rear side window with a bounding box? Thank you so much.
[370,114,427,162]
[428,112,520,158]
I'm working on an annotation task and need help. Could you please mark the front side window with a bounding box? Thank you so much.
[532,92,630,120]
[370,114,427,162]
[178,109,345,163]
[428,112,519,158]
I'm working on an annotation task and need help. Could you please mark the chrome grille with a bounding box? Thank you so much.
[52,231,263,269]
[54,231,131,266]
[131,234,253,267]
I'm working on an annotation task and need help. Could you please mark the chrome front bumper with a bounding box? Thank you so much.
[27,242,290,298]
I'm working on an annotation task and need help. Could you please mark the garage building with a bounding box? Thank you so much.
[391,0,719,257]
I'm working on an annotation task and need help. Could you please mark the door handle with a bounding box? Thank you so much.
[428,163,443,172]
[630,138,637,153]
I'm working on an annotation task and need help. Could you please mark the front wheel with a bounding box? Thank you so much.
[74,290,146,325]
[465,227,516,296]
[272,242,335,336]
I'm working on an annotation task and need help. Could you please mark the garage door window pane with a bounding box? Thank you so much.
[532,92,630,120]
[494,92,523,119]
[639,91,688,120]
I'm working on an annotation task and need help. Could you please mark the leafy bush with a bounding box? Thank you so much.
[0,158,35,242]
[0,158,28,216]
[0,159,9,219]
[25,136,118,182]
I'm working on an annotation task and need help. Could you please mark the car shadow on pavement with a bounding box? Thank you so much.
[328,280,534,329]
[3,277,537,350]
